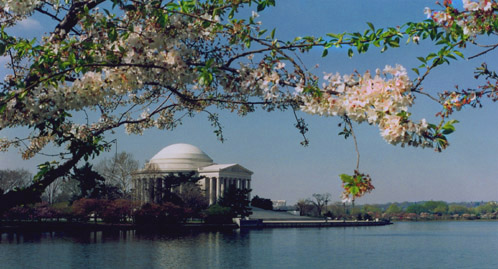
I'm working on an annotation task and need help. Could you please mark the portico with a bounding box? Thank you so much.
[132,143,253,205]
[199,164,253,204]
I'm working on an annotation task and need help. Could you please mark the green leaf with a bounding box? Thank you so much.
[453,50,464,58]
[350,186,359,196]
[367,22,375,32]
[426,53,437,61]
[417,56,426,63]
[340,174,353,183]
[348,48,353,58]
[321,49,328,57]
[441,119,458,135]
[257,2,265,11]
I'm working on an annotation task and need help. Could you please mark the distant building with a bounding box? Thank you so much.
[132,143,252,205]
[272,200,286,209]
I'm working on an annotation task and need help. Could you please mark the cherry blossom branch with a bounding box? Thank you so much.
[345,117,360,171]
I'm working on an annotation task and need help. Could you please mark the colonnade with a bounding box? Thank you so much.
[133,177,175,204]
[132,176,251,205]
[204,177,251,205]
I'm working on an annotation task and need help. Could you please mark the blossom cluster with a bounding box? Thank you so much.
[425,0,497,36]
[0,1,298,158]
[439,90,479,117]
[340,171,375,204]
[0,0,60,16]
[299,65,429,146]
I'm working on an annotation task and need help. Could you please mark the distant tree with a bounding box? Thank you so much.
[433,205,449,215]
[362,204,382,214]
[385,204,403,215]
[0,169,32,194]
[42,177,64,204]
[423,201,448,214]
[218,185,252,218]
[406,204,426,215]
[56,177,81,203]
[475,202,498,214]
[327,202,347,219]
[448,204,470,215]
[251,195,273,210]
[311,193,331,217]
[296,199,315,216]
[95,152,139,198]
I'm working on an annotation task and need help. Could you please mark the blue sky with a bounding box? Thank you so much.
[1,0,497,205]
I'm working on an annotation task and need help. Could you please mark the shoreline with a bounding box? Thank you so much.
[0,219,392,233]
[4,218,496,234]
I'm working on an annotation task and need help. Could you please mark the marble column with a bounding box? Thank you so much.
[209,177,215,205]
[205,177,210,201]
[216,177,221,202]
[220,177,225,197]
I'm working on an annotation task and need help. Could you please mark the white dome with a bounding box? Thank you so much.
[148,143,213,171]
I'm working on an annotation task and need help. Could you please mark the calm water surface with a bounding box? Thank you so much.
[1,221,497,268]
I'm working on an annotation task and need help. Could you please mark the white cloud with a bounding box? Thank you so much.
[17,17,43,31]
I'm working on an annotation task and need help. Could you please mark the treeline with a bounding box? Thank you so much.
[380,201,498,220]
[1,187,252,226]
[0,162,253,226]
[296,196,498,221]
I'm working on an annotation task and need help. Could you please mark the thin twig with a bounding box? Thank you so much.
[468,44,498,60]
[345,118,360,171]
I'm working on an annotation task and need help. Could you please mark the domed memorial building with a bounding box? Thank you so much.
[132,143,253,205]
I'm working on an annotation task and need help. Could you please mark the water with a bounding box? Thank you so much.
[1,221,497,269]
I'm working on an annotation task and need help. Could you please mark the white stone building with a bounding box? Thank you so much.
[132,143,253,205]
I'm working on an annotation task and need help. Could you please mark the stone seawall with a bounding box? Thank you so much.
[240,219,392,228]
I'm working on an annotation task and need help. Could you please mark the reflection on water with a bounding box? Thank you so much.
[1,222,498,268]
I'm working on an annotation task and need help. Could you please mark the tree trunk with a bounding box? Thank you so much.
[0,151,84,214]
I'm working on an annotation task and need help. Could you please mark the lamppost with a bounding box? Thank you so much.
[324,198,329,222]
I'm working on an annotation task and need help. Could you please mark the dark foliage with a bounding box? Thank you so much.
[204,204,232,224]
[155,172,204,205]
[71,163,123,201]
[251,195,273,210]
[133,202,192,225]
[218,185,252,218]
